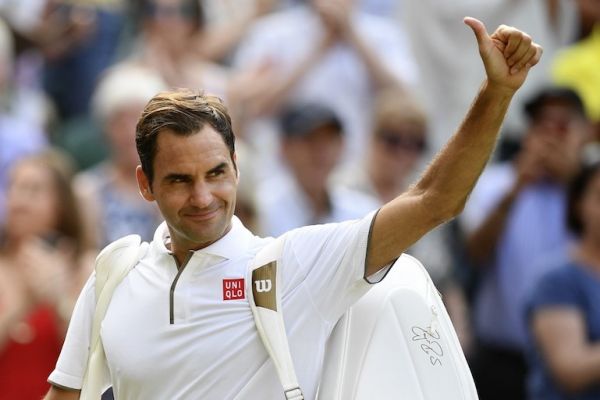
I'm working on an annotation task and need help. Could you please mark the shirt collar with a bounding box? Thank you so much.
[152,216,255,261]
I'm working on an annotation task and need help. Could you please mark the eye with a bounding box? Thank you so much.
[208,168,225,178]
[168,175,189,184]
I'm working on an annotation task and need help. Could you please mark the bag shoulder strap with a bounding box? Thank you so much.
[80,234,148,399]
[248,237,304,400]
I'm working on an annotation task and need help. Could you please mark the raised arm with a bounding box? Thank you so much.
[366,17,543,275]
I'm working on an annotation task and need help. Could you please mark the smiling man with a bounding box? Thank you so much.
[44,17,542,400]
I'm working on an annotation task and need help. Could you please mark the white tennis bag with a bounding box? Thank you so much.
[82,234,478,400]
[318,253,479,399]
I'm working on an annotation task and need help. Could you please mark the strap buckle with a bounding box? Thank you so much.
[284,387,304,400]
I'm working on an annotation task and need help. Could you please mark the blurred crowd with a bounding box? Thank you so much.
[0,0,599,399]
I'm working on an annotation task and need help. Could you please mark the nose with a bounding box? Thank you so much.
[189,181,214,209]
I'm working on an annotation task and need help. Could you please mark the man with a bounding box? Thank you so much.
[257,102,379,236]
[461,86,592,399]
[44,17,542,399]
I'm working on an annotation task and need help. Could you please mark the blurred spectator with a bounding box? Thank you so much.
[0,1,128,168]
[41,1,126,119]
[130,0,229,97]
[526,161,600,400]
[196,0,279,63]
[0,18,48,225]
[399,0,578,154]
[335,88,472,351]
[462,87,593,400]
[232,0,418,177]
[256,102,378,237]
[74,63,165,248]
[0,149,87,400]
[552,0,600,140]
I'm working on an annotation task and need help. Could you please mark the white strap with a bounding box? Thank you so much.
[80,235,147,399]
[249,237,304,399]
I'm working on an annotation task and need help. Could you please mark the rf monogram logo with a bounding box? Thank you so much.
[254,279,272,293]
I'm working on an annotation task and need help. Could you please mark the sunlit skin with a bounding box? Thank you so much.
[5,160,60,242]
[136,126,238,265]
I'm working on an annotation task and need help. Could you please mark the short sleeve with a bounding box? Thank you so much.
[48,273,97,390]
[527,266,582,318]
[280,210,383,322]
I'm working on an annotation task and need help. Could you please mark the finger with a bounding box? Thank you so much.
[501,27,523,60]
[510,44,536,74]
[463,17,491,49]
[525,44,543,69]
[506,33,532,67]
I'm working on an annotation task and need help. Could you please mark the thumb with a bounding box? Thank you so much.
[464,17,490,48]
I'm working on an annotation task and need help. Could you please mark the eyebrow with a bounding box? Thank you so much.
[207,162,229,175]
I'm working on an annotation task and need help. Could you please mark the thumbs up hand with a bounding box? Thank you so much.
[464,17,543,92]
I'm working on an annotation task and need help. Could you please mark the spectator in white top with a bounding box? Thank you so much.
[257,102,379,237]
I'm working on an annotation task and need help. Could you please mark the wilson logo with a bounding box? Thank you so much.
[223,278,245,300]
[254,279,272,293]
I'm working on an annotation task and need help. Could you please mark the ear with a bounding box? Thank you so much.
[136,165,155,202]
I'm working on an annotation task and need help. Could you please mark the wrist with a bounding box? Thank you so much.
[482,79,518,100]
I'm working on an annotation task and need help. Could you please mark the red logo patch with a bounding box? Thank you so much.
[223,278,245,300]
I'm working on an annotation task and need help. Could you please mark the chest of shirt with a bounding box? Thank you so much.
[100,256,266,390]
[98,254,329,398]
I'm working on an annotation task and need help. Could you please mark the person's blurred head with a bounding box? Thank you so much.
[368,89,428,187]
[3,149,85,254]
[142,0,204,48]
[567,161,600,241]
[524,87,589,141]
[136,89,236,186]
[92,63,166,171]
[279,102,344,195]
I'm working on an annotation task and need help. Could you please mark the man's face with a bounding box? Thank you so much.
[282,125,343,193]
[136,126,238,251]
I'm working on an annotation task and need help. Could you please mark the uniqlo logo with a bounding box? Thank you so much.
[223,278,245,300]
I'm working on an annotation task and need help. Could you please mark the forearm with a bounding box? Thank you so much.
[569,346,600,390]
[413,81,514,218]
[367,81,514,272]
[549,343,600,391]
[0,298,30,351]
[198,18,255,62]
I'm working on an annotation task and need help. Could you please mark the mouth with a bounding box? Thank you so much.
[183,208,220,222]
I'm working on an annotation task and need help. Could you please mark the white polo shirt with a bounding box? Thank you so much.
[49,213,380,399]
